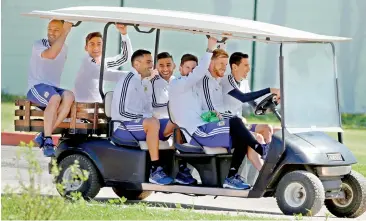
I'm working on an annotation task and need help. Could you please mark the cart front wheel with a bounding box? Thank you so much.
[276,171,325,216]
[325,170,366,218]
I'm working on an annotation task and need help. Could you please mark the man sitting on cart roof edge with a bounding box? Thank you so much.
[110,49,193,185]
[73,23,133,103]
[27,19,75,157]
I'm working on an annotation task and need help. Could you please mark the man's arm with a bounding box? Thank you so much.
[151,78,168,108]
[228,87,275,103]
[171,37,217,92]
[82,57,129,82]
[103,69,130,82]
[119,76,144,120]
[222,75,265,107]
[105,25,133,69]
[105,35,132,69]
[170,52,211,92]
[142,80,154,118]
[41,22,73,59]
[244,80,257,108]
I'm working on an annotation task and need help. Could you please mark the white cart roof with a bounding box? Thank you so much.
[23,6,351,43]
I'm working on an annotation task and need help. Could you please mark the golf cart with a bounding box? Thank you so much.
[17,6,366,218]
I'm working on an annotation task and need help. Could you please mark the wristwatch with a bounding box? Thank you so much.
[206,48,213,53]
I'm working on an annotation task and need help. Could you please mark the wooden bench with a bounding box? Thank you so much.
[14,99,108,135]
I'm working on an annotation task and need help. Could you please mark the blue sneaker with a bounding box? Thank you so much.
[223,174,251,190]
[34,132,45,147]
[42,138,55,157]
[175,167,197,185]
[261,144,270,160]
[149,166,174,185]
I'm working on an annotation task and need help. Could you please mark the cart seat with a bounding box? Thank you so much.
[166,102,230,155]
[104,91,173,150]
[173,142,232,154]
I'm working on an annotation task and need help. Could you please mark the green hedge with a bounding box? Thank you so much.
[1,91,25,102]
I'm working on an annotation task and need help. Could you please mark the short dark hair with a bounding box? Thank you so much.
[157,52,173,61]
[180,53,198,66]
[229,52,249,69]
[131,49,151,63]
[85,32,103,45]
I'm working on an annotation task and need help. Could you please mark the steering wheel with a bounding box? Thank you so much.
[254,94,279,115]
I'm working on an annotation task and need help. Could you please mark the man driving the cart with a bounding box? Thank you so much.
[169,37,280,189]
[194,45,280,167]
[27,19,75,157]
[221,52,280,143]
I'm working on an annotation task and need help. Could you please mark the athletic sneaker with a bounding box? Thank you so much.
[42,138,55,157]
[175,167,197,185]
[223,174,251,190]
[149,166,174,185]
[34,132,45,147]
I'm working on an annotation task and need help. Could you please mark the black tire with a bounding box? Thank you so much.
[276,171,325,216]
[325,170,366,218]
[112,187,152,200]
[56,154,101,200]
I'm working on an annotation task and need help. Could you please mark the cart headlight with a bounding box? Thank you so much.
[316,166,351,176]
[327,153,344,161]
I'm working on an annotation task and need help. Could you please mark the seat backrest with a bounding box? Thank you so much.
[104,91,113,118]
[167,101,176,124]
[167,101,189,143]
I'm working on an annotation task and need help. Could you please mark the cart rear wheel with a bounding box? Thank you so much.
[112,187,152,200]
[276,171,325,216]
[56,154,101,200]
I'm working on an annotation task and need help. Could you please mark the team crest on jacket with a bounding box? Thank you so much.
[218,121,225,126]
[44,91,49,98]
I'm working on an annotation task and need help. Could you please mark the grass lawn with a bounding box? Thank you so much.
[1,195,272,220]
[331,129,366,176]
[1,102,15,132]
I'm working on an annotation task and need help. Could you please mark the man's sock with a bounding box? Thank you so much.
[228,167,238,178]
[254,144,264,156]
[44,137,53,146]
[150,160,161,173]
[179,160,188,172]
